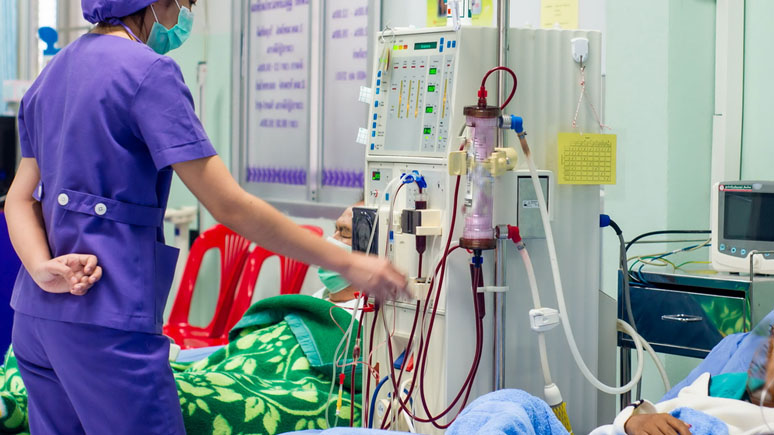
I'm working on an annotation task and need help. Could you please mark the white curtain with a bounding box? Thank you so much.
[0,0,18,114]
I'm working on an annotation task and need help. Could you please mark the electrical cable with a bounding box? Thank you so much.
[629,240,711,284]
[608,219,643,399]
[625,230,710,254]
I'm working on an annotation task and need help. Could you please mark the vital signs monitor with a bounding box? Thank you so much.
[711,181,774,274]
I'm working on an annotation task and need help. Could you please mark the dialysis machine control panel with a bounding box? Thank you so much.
[367,28,496,157]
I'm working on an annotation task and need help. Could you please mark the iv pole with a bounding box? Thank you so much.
[493,0,509,391]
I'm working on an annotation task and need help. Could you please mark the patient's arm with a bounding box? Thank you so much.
[624,414,691,435]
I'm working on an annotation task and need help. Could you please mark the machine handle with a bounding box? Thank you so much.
[661,314,703,323]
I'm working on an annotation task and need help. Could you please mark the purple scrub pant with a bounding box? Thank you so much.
[11,312,185,434]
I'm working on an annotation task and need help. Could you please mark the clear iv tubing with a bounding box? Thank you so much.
[327,194,384,427]
[327,294,363,426]
[520,139,646,395]
[384,174,411,257]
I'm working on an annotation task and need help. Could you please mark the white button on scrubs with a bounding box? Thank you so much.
[57,193,69,206]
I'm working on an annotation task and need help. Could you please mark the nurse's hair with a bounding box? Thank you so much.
[122,8,151,41]
[104,0,179,42]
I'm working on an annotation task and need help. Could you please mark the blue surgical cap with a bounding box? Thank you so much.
[81,0,157,24]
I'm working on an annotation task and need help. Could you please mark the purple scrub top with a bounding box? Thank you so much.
[11,32,217,333]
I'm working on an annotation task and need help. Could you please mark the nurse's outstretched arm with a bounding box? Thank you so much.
[173,155,408,302]
[6,158,103,296]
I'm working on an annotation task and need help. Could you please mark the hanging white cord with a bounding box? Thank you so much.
[523,149,644,395]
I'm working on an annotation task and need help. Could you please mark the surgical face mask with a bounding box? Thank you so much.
[318,236,352,293]
[147,0,193,55]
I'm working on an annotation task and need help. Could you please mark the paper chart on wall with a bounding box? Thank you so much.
[246,0,311,199]
[321,0,369,192]
[540,0,578,29]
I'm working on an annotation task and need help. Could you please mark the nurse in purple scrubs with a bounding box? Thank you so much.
[3,1,406,433]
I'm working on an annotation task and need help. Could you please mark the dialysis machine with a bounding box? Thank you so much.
[356,26,609,433]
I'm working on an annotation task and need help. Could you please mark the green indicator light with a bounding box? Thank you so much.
[423,127,432,135]
[372,171,381,181]
[429,68,437,75]
[393,45,400,50]
[428,85,436,92]
[414,42,438,50]
[425,106,433,113]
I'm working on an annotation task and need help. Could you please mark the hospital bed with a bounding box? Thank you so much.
[5,301,772,434]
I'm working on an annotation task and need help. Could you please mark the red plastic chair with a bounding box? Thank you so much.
[223,225,323,334]
[163,224,251,349]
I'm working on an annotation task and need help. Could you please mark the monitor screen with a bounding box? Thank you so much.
[0,116,18,205]
[724,191,774,241]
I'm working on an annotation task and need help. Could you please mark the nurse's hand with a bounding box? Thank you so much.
[31,254,103,296]
[341,252,409,302]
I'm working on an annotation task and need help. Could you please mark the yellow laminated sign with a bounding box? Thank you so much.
[557,132,616,185]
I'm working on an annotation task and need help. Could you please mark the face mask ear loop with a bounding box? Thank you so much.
[149,4,160,22]
[174,0,183,11]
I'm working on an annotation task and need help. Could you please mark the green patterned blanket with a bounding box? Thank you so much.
[1,295,361,434]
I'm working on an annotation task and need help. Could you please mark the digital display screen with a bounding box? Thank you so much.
[428,85,436,92]
[414,42,438,50]
[429,68,437,75]
[372,171,381,181]
[423,127,432,135]
[724,192,774,241]
[425,106,434,113]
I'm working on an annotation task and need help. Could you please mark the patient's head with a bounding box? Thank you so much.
[332,204,357,246]
[321,203,364,303]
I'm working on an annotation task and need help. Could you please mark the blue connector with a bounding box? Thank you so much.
[599,214,611,228]
[401,170,428,189]
[499,114,524,134]
[393,350,406,369]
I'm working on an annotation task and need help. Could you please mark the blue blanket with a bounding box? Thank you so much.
[669,407,728,435]
[447,389,569,435]
[287,390,566,435]
[661,309,774,401]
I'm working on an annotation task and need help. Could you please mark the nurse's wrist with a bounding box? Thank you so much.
[25,256,52,279]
